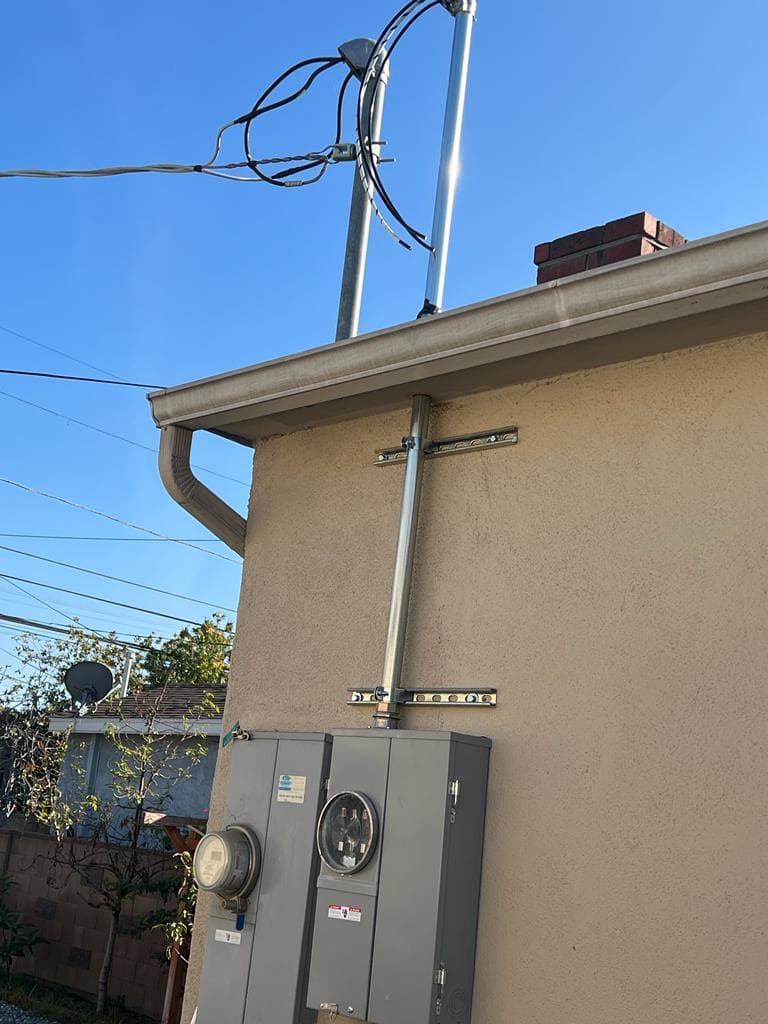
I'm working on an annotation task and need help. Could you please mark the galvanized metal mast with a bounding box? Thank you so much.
[336,40,390,342]
[373,394,431,728]
[420,0,477,317]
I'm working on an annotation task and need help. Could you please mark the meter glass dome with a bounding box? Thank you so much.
[192,825,261,899]
[317,791,378,874]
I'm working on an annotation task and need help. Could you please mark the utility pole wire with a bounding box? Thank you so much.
[0,477,241,563]
[0,545,237,613]
[0,323,125,381]
[0,369,164,388]
[0,534,223,543]
[2,575,110,640]
[0,575,209,627]
[0,388,248,488]
[0,613,231,652]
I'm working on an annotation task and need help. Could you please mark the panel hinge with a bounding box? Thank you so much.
[449,779,460,806]
[434,966,446,989]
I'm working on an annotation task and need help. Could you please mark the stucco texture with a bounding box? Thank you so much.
[185,333,768,1024]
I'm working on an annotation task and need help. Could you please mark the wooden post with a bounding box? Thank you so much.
[144,813,206,1024]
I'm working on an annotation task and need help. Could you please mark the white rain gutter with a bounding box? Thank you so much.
[158,424,246,557]
[148,219,768,551]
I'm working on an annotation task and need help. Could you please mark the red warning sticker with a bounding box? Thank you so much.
[328,904,362,923]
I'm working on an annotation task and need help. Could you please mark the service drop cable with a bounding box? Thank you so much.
[0,54,351,187]
[0,0,451,248]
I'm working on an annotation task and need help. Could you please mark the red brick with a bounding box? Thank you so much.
[599,238,646,264]
[603,211,657,243]
[537,253,588,283]
[655,220,676,246]
[533,241,551,264]
[672,230,687,246]
[549,224,604,259]
[640,238,660,255]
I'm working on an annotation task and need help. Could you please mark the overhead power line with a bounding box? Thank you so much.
[0,533,223,543]
[0,322,124,381]
[0,388,248,487]
[0,152,338,184]
[2,575,110,640]
[0,368,164,388]
[0,574,208,627]
[0,477,240,563]
[0,545,237,613]
[0,613,170,653]
[0,619,175,644]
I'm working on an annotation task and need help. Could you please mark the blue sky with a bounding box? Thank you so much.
[1,0,766,677]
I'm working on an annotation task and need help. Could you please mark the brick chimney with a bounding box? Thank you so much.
[534,212,686,285]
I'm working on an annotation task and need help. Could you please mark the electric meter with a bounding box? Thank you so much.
[193,824,261,902]
[317,791,378,874]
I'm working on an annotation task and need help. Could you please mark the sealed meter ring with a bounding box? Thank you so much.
[192,824,261,901]
[317,791,378,875]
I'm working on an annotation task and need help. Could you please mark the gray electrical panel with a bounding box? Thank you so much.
[306,730,491,1024]
[195,732,331,1024]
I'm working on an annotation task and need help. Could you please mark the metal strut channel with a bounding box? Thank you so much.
[374,426,518,465]
[350,687,496,707]
[367,397,504,727]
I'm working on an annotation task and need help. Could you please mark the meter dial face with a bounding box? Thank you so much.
[192,825,261,898]
[317,791,378,875]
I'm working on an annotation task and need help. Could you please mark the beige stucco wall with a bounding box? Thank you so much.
[185,331,768,1024]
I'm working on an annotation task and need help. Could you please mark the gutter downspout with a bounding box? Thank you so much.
[158,425,247,557]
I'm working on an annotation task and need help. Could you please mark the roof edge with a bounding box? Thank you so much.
[148,219,768,441]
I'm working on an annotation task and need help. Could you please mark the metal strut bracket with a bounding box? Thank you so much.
[349,688,496,707]
[374,426,518,465]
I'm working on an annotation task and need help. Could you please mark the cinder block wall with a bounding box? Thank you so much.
[185,332,768,1024]
[0,830,171,1019]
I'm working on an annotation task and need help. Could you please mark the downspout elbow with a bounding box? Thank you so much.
[158,425,247,558]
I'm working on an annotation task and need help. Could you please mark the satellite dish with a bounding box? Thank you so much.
[63,661,114,705]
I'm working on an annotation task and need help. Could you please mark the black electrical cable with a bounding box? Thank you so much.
[268,67,356,184]
[355,0,428,240]
[362,2,440,240]
[0,368,164,388]
[236,56,344,187]
[356,0,441,249]
[336,70,355,149]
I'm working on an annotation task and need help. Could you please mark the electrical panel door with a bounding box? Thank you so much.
[195,732,331,1024]
[306,730,490,1024]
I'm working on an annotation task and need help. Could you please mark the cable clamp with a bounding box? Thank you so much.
[330,143,357,163]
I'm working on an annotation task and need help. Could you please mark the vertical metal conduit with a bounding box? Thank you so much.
[420,0,477,317]
[374,394,431,728]
[336,44,389,342]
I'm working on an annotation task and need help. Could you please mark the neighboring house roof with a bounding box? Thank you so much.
[49,684,226,737]
[148,219,768,443]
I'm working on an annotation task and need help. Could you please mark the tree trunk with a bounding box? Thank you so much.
[96,908,120,1015]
